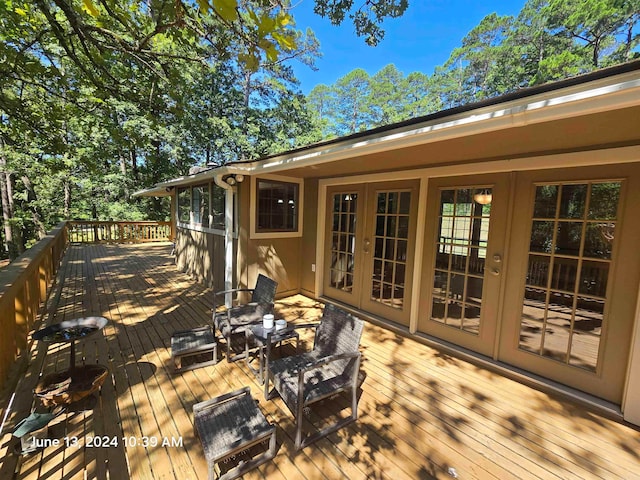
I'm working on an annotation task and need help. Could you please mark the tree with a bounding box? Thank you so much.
[369,64,406,126]
[545,0,639,67]
[307,83,337,138]
[401,71,441,118]
[333,68,372,135]
[502,0,578,86]
[434,13,514,106]
[312,0,409,46]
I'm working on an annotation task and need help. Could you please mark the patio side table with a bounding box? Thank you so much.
[245,325,299,385]
[194,387,276,480]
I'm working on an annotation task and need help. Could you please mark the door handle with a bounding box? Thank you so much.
[490,268,500,276]
[363,238,371,254]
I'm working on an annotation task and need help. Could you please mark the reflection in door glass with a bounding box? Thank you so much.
[330,193,357,292]
[371,191,411,310]
[430,187,492,334]
[519,181,621,372]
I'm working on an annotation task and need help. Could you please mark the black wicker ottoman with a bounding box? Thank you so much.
[193,387,276,480]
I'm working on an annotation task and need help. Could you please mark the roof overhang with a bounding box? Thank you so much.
[134,61,640,195]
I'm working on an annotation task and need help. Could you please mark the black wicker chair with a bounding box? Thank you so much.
[264,304,364,450]
[213,274,278,362]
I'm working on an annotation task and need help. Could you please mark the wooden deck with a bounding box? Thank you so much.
[1,243,639,480]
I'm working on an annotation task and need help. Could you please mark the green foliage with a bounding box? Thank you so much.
[314,0,409,46]
[309,0,639,137]
[1,0,638,260]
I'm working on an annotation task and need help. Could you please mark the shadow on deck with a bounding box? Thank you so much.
[0,243,639,480]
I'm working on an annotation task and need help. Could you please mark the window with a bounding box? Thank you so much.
[211,183,225,231]
[192,185,210,227]
[177,182,230,233]
[178,187,191,223]
[256,179,299,232]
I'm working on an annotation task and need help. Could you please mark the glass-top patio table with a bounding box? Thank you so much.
[245,324,299,385]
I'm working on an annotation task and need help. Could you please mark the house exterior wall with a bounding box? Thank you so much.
[300,178,318,297]
[157,65,640,424]
[175,227,228,292]
[235,178,302,298]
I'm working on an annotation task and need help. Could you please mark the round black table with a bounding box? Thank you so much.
[33,316,108,368]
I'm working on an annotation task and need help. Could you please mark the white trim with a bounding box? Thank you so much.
[250,174,304,240]
[211,173,237,308]
[224,188,234,306]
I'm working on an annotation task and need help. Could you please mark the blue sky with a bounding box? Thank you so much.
[289,0,527,94]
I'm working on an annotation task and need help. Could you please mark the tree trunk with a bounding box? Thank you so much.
[129,146,138,180]
[0,162,16,259]
[0,140,22,259]
[241,70,253,161]
[21,174,47,240]
[119,151,127,175]
[64,179,71,219]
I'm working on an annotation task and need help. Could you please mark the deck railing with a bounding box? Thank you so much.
[0,222,68,392]
[0,220,173,392]
[67,221,172,243]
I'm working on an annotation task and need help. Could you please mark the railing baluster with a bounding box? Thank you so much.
[65,221,171,244]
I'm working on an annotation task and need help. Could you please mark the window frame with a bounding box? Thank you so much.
[250,175,304,239]
[175,181,234,236]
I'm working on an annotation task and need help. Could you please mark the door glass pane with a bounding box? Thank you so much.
[451,249,468,273]
[542,326,571,363]
[530,221,555,253]
[519,180,622,372]
[330,193,358,292]
[462,306,481,334]
[399,192,411,214]
[398,216,410,238]
[370,190,412,310]
[584,223,614,259]
[578,261,609,297]
[588,183,621,220]
[396,240,408,262]
[429,186,493,335]
[555,222,583,256]
[551,258,578,292]
[533,185,558,218]
[519,320,544,354]
[559,184,587,219]
[527,255,550,288]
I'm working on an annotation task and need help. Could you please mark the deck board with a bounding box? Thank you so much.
[1,243,639,480]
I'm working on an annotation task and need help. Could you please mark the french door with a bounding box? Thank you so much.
[418,174,510,356]
[323,180,419,326]
[498,166,640,402]
[417,166,639,402]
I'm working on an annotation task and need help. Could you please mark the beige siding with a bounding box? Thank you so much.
[175,227,227,292]
[236,178,302,297]
[300,178,318,296]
